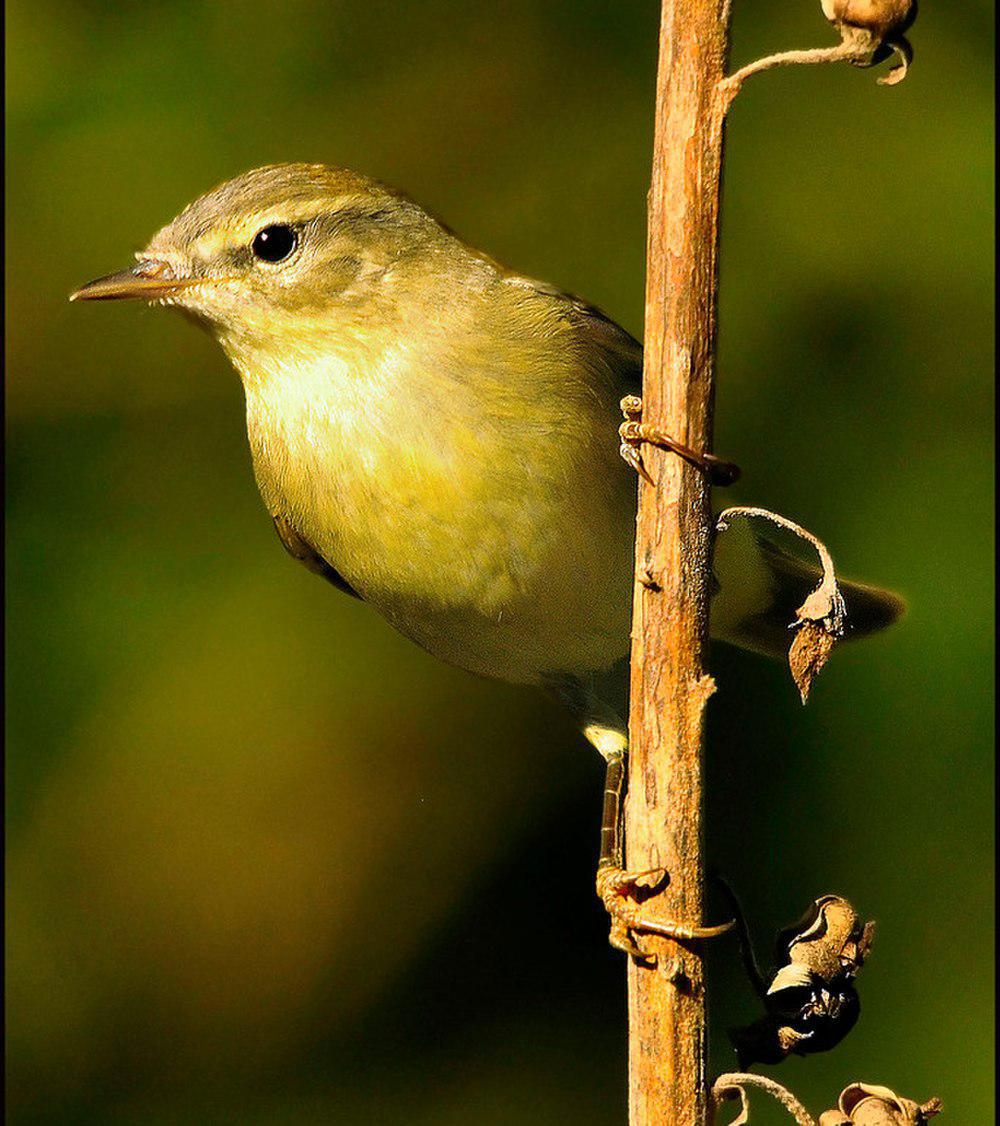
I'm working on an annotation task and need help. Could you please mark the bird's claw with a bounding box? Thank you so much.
[619,394,741,487]
[597,864,734,963]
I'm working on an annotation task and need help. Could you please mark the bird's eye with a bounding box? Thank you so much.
[251,224,298,263]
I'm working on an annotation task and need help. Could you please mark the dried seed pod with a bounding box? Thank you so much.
[821,0,917,40]
[820,0,917,84]
[730,895,875,1068]
[818,1082,943,1125]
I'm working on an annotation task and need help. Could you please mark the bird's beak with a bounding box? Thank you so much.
[70,259,198,302]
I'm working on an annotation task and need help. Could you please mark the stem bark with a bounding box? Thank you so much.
[626,2,732,1122]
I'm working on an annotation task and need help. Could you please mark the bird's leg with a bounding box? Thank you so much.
[595,748,734,960]
[619,394,741,487]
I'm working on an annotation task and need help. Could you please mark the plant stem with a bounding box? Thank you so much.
[626,2,732,1123]
[713,1073,818,1126]
[719,42,869,111]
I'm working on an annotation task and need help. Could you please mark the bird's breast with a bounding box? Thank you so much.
[239,344,634,683]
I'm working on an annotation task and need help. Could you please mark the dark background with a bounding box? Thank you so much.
[6,2,994,1122]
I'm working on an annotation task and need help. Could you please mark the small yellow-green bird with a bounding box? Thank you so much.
[73,164,901,947]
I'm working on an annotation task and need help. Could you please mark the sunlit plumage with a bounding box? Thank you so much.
[72,163,902,759]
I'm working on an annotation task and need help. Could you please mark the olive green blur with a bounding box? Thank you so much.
[6,2,993,1123]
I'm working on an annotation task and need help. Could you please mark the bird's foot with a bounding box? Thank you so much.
[619,395,741,487]
[597,864,734,962]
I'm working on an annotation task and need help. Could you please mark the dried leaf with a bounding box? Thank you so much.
[789,622,836,702]
[877,38,912,85]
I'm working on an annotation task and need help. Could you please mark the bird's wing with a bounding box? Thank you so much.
[562,291,644,399]
[271,515,362,600]
[507,273,643,397]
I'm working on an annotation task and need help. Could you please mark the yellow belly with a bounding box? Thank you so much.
[243,351,635,685]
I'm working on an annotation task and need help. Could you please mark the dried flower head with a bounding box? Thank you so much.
[821,0,917,84]
[819,1082,943,1125]
[821,0,917,40]
[731,895,875,1067]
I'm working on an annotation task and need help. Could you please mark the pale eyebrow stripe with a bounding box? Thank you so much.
[189,201,397,259]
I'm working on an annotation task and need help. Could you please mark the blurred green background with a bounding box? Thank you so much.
[6,2,994,1122]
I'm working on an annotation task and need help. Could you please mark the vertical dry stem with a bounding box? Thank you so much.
[626,2,730,1123]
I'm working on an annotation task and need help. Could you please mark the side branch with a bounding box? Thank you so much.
[719,42,869,111]
[718,0,917,114]
[713,1073,817,1126]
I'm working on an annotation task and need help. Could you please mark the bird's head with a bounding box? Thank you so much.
[71,163,446,362]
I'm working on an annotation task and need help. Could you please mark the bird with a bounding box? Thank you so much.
[72,163,903,952]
